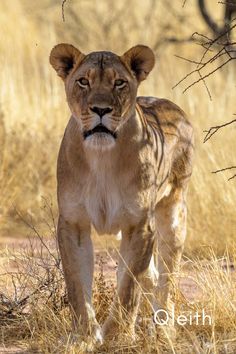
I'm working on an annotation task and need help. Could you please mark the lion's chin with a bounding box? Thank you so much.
[83,133,116,151]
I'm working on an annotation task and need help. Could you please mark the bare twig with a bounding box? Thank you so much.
[212,166,236,173]
[203,118,236,143]
[62,0,67,22]
[14,208,61,270]
[173,23,236,94]
[182,57,233,93]
[0,224,66,319]
[212,166,236,180]
[174,54,205,65]
[228,174,236,180]
[198,69,212,100]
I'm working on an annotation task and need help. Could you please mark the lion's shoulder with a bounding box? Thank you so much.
[136,96,192,135]
[136,96,187,121]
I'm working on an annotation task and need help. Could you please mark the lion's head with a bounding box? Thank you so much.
[50,44,155,150]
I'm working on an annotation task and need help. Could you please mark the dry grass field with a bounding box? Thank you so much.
[0,0,236,353]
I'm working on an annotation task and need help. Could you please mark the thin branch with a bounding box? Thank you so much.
[203,118,236,143]
[228,174,236,180]
[212,166,236,180]
[198,69,212,100]
[174,54,205,65]
[153,35,195,50]
[14,209,60,269]
[192,31,213,42]
[172,45,226,89]
[182,57,233,93]
[212,166,236,173]
[173,23,236,94]
[172,63,204,89]
[62,0,67,22]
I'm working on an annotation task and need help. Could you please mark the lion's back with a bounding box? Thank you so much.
[136,96,194,187]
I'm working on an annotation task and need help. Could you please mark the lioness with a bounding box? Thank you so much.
[50,44,194,344]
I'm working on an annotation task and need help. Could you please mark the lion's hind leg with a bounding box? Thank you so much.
[154,185,188,324]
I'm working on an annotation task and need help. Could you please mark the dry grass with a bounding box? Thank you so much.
[0,0,236,352]
[0,223,236,353]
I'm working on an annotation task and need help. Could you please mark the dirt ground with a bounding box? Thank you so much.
[0,236,203,300]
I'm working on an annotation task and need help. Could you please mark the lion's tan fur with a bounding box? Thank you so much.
[50,43,194,344]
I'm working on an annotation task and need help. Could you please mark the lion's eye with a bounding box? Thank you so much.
[77,78,89,87]
[114,79,127,88]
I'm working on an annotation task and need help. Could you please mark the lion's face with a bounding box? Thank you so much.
[65,52,138,151]
[50,44,155,150]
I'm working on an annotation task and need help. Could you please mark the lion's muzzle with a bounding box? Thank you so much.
[83,123,117,140]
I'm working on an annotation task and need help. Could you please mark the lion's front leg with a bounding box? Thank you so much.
[57,215,102,345]
[103,216,156,339]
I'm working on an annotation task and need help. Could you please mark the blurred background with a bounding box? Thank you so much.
[0,0,235,255]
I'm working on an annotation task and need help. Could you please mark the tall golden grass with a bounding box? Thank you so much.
[1,222,236,353]
[0,2,236,352]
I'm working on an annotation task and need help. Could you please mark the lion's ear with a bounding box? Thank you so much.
[121,45,155,82]
[49,43,85,80]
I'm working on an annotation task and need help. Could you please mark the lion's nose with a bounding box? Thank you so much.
[90,106,113,118]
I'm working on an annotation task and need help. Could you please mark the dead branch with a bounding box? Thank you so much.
[173,23,236,94]
[62,0,67,22]
[153,36,195,50]
[204,117,236,181]
[0,200,68,322]
[198,70,212,100]
[183,57,233,93]
[203,118,236,143]
[212,166,236,180]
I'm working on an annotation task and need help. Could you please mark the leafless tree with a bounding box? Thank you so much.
[198,0,236,40]
[173,1,236,179]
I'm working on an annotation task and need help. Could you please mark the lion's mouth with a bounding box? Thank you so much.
[83,124,117,139]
